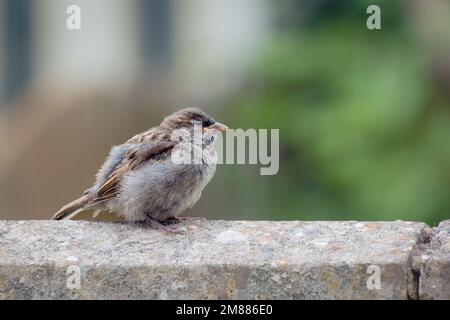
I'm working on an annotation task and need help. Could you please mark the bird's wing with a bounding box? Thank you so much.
[94,140,176,202]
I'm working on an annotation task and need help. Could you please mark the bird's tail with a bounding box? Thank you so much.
[51,195,90,220]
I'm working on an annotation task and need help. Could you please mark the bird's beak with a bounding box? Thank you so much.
[204,122,228,133]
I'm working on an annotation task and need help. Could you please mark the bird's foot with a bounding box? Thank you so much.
[164,216,207,224]
[144,217,185,234]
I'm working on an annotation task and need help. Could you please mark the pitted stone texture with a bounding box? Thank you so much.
[0,220,432,299]
[419,220,450,299]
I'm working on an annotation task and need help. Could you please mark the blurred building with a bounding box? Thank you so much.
[0,0,270,103]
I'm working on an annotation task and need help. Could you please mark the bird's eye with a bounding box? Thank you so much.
[203,119,215,127]
[209,135,216,142]
[178,136,184,142]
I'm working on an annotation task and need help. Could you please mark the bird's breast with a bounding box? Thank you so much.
[113,160,216,221]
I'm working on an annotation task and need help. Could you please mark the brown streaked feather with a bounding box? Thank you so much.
[95,140,176,201]
[126,128,170,144]
[51,195,90,220]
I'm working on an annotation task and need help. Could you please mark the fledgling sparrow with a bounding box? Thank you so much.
[51,107,228,233]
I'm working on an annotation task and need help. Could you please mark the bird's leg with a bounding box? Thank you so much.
[144,217,185,234]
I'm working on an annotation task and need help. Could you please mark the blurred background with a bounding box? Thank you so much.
[0,0,449,225]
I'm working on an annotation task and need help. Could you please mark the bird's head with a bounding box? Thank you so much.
[161,107,228,142]
[162,108,228,165]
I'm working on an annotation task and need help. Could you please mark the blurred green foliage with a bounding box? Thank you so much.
[219,0,450,225]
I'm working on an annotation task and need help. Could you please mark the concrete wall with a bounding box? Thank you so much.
[0,220,449,299]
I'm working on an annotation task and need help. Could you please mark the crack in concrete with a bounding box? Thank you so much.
[407,224,435,300]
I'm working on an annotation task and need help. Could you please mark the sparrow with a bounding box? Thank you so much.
[51,107,228,233]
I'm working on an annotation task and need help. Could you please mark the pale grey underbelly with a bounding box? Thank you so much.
[108,161,216,221]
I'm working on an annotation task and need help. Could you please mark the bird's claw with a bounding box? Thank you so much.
[165,216,207,224]
[144,218,186,234]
